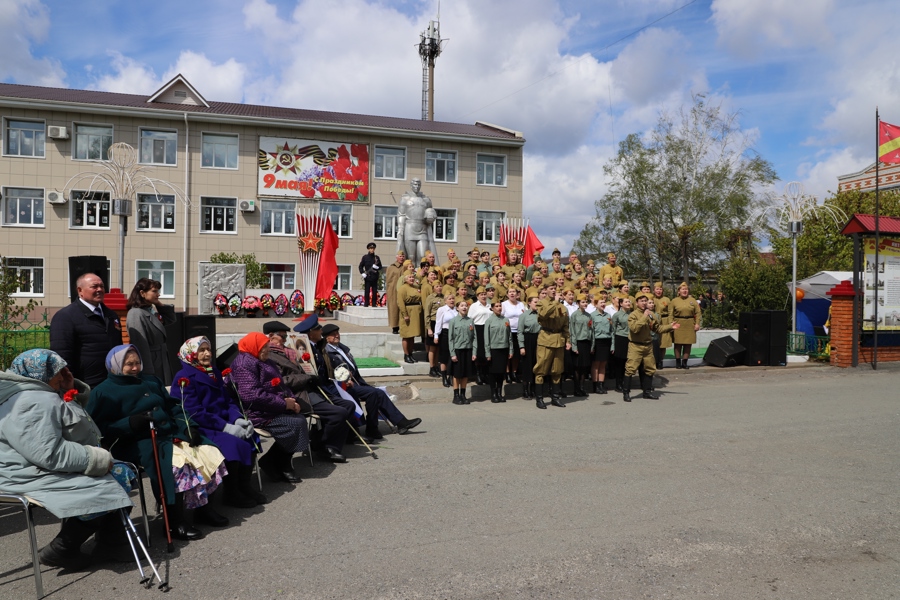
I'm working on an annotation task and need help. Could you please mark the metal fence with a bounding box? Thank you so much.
[786,332,829,360]
[0,312,51,371]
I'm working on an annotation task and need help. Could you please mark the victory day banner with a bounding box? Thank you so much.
[862,237,900,331]
[257,136,369,202]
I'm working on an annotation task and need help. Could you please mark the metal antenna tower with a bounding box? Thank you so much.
[418,10,445,121]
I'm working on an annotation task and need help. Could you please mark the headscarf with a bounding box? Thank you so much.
[7,349,67,383]
[179,336,215,378]
[238,332,268,359]
[105,344,140,375]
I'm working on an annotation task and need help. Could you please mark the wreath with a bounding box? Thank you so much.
[289,290,305,315]
[327,292,342,311]
[273,293,289,316]
[260,293,275,310]
[341,293,355,308]
[213,293,228,316]
[378,293,388,307]
[227,293,242,317]
[241,295,261,311]
[353,295,365,306]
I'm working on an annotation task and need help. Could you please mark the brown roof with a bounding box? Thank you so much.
[840,213,900,235]
[0,82,523,142]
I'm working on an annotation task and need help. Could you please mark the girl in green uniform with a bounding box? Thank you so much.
[568,293,593,397]
[448,299,476,404]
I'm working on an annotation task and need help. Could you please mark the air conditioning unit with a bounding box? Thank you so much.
[47,190,68,204]
[47,126,69,139]
[239,199,256,212]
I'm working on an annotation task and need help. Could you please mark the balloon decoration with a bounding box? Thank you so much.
[796,288,805,302]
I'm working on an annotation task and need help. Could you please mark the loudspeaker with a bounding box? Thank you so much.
[164,312,186,378]
[163,314,218,377]
[216,343,239,371]
[703,336,746,367]
[68,256,109,302]
[739,311,769,366]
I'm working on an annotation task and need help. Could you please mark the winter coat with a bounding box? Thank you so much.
[49,301,123,388]
[126,304,177,382]
[229,352,293,428]
[0,371,131,518]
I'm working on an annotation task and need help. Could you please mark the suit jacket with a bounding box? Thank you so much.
[267,346,324,406]
[50,301,123,388]
[323,342,368,387]
[126,304,177,382]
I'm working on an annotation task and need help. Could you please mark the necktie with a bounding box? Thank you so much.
[94,307,104,318]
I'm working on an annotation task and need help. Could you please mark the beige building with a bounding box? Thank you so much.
[0,75,524,313]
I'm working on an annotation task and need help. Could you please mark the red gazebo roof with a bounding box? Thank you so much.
[840,213,900,235]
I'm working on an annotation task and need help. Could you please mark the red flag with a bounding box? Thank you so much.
[879,121,900,164]
[498,224,508,266]
[523,226,544,267]
[316,216,339,300]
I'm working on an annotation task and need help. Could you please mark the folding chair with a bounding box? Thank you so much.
[253,424,316,490]
[0,492,44,599]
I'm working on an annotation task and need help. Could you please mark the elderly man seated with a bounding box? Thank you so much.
[262,320,351,463]
[319,323,422,440]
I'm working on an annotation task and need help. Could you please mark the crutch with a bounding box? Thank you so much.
[148,418,175,553]
[118,508,167,590]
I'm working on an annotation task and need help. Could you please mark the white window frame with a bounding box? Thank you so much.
[73,123,113,161]
[373,205,398,240]
[136,260,175,298]
[320,203,353,238]
[3,118,46,158]
[260,200,296,236]
[139,127,178,166]
[200,196,238,234]
[374,146,407,180]
[432,207,457,242]
[334,265,352,291]
[136,193,176,232]
[69,190,111,230]
[201,132,239,170]
[262,263,296,290]
[476,153,507,187]
[476,210,506,244]
[5,257,44,297]
[425,149,457,184]
[2,187,45,228]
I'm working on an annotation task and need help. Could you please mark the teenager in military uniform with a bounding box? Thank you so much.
[670,282,701,369]
[447,299,475,404]
[398,272,423,363]
[423,283,444,377]
[468,286,492,386]
[517,295,541,403]
[434,293,458,387]
[475,302,513,403]
[653,282,672,369]
[623,292,680,401]
[533,283,569,408]
[568,293,593,397]
[590,296,613,393]
[610,297,632,393]
[385,250,406,334]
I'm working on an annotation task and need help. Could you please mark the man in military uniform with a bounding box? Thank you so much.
[385,250,406,334]
[440,248,458,273]
[623,292,679,402]
[533,283,569,409]
[598,252,624,287]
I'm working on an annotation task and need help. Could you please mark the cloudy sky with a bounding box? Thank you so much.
[1,0,894,251]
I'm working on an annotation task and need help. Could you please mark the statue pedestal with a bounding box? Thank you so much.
[336,306,389,327]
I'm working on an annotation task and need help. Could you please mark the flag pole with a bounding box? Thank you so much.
[874,108,880,370]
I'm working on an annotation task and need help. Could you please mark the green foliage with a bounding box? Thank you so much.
[716,253,790,328]
[0,256,43,369]
[209,252,269,288]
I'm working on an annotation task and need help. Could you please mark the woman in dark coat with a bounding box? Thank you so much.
[230,332,309,484]
[173,336,266,507]
[126,277,177,382]
[88,345,227,540]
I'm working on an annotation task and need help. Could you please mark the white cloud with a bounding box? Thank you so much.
[91,52,158,95]
[0,0,64,86]
[609,28,692,106]
[795,148,868,200]
[711,0,835,59]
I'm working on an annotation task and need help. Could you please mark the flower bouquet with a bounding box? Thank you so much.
[213,293,228,316]
[314,297,328,316]
[274,293,289,316]
[227,293,242,317]
[327,292,342,312]
[242,295,262,317]
[260,294,275,316]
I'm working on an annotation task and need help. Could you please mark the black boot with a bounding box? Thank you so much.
[222,462,257,509]
[682,358,690,370]
[39,517,102,570]
[476,369,484,385]
[442,371,451,387]
[239,463,268,505]
[643,377,660,399]
[597,380,607,395]
[534,382,547,409]
[550,383,566,407]
[453,389,464,405]
[168,493,205,541]
[615,378,623,393]
[460,387,470,404]
[498,381,506,402]
[574,375,587,397]
[195,501,230,527]
[404,354,414,364]
[259,444,301,483]
[622,376,633,402]
[490,378,501,403]
[524,382,532,399]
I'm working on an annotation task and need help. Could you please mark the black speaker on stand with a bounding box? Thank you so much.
[68,256,110,302]
[163,314,218,377]
[704,336,746,367]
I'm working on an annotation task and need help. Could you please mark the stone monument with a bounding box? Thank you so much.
[198,263,246,314]
[397,177,438,264]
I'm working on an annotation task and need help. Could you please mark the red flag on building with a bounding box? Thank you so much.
[522,226,544,267]
[879,121,900,164]
[498,224,508,266]
[316,217,339,300]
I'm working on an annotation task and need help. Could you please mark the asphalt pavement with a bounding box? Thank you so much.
[1,363,898,599]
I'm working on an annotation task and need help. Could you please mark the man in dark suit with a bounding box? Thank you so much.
[49,273,123,388]
[358,242,382,307]
[319,323,422,440]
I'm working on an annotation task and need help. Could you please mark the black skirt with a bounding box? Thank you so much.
[510,334,520,356]
[520,332,538,382]
[592,338,611,362]
[573,340,592,370]
[613,335,629,360]
[450,348,475,378]
[474,325,487,364]
[438,330,451,365]
[488,349,509,374]
[425,320,438,346]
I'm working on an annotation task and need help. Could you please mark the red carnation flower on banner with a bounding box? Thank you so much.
[271,378,282,387]
[177,378,190,388]
[63,389,78,403]
[221,368,232,377]
[301,353,311,362]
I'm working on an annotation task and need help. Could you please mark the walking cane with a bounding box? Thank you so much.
[316,384,379,459]
[148,418,175,553]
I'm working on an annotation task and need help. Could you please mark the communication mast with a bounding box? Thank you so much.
[418,14,445,121]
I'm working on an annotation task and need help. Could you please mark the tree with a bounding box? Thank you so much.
[209,252,269,288]
[713,249,790,329]
[574,94,777,285]
[1,257,41,369]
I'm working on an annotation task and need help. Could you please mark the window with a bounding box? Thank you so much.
[476,210,505,243]
[261,201,296,235]
[70,191,111,229]
[432,208,456,242]
[334,266,351,291]
[373,206,398,239]
[5,257,44,296]
[137,194,175,231]
[74,124,113,160]
[426,150,457,183]
[264,263,296,290]
[4,119,45,157]
[477,154,506,186]
[139,129,177,165]
[320,203,352,238]
[3,188,44,227]
[374,146,406,179]
[201,133,238,169]
[136,260,175,297]
[201,197,237,233]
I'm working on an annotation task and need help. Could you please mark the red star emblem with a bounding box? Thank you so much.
[298,231,322,253]
[506,241,525,254]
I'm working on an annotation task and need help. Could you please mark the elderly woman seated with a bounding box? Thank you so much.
[88,345,227,541]
[229,332,309,484]
[0,350,133,570]
[172,336,266,507]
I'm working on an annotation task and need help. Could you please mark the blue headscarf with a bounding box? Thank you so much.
[105,344,141,375]
[7,349,67,383]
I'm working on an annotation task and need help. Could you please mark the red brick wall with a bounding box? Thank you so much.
[829,290,900,367]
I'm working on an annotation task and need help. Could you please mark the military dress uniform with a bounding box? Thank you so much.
[447,312,476,404]
[623,295,677,401]
[610,306,631,392]
[517,307,541,400]
[397,282,423,341]
[385,259,405,331]
[533,297,569,408]
[670,291,702,369]
[568,306,593,397]
[589,310,613,393]
[475,312,513,403]
[654,288,672,368]
[598,262,624,288]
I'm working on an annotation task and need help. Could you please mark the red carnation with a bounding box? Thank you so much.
[301,353,311,362]
[63,389,78,403]
[221,368,232,377]
[177,377,190,388]
[271,377,282,387]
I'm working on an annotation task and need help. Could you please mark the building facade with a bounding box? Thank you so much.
[0,75,524,313]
